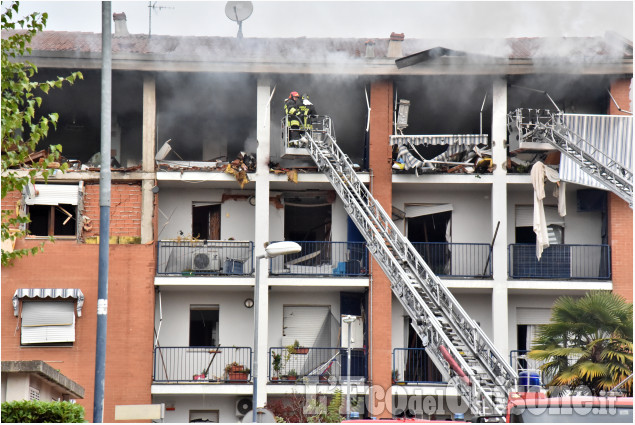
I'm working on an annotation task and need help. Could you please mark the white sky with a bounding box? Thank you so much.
[9,1,634,40]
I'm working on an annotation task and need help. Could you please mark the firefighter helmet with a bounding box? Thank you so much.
[289,91,299,98]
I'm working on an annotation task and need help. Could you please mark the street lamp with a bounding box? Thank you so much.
[342,314,357,420]
[252,242,301,423]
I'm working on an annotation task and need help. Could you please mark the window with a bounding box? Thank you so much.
[28,204,77,236]
[189,410,219,423]
[282,306,331,347]
[24,184,79,237]
[190,305,219,347]
[21,300,76,346]
[192,203,220,240]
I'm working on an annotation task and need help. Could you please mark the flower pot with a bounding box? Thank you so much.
[229,365,244,373]
[295,347,309,354]
[271,376,279,381]
[228,372,249,382]
[193,374,206,380]
[287,376,297,382]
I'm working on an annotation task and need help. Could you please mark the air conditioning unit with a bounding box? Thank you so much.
[235,397,253,418]
[192,251,221,271]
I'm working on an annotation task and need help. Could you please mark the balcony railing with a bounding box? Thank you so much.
[156,240,254,276]
[153,346,252,383]
[411,242,492,278]
[392,348,445,384]
[508,244,610,280]
[269,241,368,277]
[268,347,367,383]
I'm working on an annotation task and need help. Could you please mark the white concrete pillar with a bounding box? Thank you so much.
[141,75,157,244]
[5,374,29,402]
[254,78,273,409]
[490,77,509,356]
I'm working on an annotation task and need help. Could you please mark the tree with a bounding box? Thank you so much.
[529,291,633,396]
[1,1,82,266]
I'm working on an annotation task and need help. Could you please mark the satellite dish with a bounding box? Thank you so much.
[225,1,253,38]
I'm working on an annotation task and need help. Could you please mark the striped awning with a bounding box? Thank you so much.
[390,134,488,146]
[13,288,84,317]
[559,114,633,189]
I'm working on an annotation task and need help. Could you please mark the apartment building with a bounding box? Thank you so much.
[1,14,632,422]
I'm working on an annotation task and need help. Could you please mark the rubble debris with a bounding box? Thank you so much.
[224,152,256,188]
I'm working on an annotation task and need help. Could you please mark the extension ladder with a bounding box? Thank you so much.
[303,124,517,416]
[509,109,633,207]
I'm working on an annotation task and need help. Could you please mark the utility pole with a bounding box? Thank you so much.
[93,2,111,422]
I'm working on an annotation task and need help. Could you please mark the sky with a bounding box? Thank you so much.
[9,1,634,41]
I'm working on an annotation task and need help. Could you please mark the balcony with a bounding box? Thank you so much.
[508,244,610,280]
[152,346,252,383]
[411,242,492,278]
[268,347,367,384]
[509,349,582,390]
[269,241,368,277]
[156,240,254,276]
[392,348,445,385]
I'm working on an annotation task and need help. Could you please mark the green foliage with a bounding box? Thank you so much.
[1,1,83,266]
[529,291,633,396]
[306,389,345,423]
[1,400,86,423]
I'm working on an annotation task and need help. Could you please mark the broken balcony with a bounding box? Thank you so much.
[156,240,254,276]
[508,244,610,280]
[152,346,252,383]
[268,241,368,277]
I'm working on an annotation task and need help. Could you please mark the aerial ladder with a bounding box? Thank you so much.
[508,108,633,207]
[284,117,517,416]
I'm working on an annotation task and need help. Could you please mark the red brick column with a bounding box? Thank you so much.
[368,79,394,418]
[608,193,633,302]
[607,78,633,302]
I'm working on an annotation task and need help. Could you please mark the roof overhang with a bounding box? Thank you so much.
[2,360,85,399]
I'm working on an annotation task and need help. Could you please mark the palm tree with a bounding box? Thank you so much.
[529,291,633,396]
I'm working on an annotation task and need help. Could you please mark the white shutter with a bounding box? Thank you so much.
[282,306,330,347]
[25,184,79,206]
[405,203,453,218]
[515,205,564,227]
[21,301,75,344]
[516,307,552,325]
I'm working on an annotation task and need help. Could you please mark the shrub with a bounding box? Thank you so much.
[1,400,86,423]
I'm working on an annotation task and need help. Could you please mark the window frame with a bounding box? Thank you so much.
[20,300,76,347]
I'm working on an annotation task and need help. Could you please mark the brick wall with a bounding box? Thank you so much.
[608,193,633,302]
[609,79,632,116]
[368,79,394,418]
[83,183,142,238]
[1,241,155,422]
[607,79,633,302]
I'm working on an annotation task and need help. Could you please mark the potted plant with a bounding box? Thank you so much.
[287,369,298,381]
[287,340,309,355]
[193,370,207,380]
[272,353,282,381]
[392,370,400,384]
[225,362,244,373]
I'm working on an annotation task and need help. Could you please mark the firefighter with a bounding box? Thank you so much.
[284,91,302,144]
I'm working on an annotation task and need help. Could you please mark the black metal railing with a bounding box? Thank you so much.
[508,244,610,279]
[268,347,367,384]
[156,240,254,276]
[411,242,492,278]
[392,348,445,384]
[269,241,368,277]
[153,346,252,383]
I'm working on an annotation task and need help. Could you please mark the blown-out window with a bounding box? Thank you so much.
[25,184,79,237]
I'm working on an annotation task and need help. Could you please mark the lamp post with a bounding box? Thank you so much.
[253,242,301,423]
[342,314,357,420]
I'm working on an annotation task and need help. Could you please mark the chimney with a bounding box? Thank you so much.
[387,32,404,58]
[113,12,129,37]
[365,40,375,58]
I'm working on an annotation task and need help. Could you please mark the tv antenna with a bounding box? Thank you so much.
[148,1,174,38]
[225,1,253,39]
